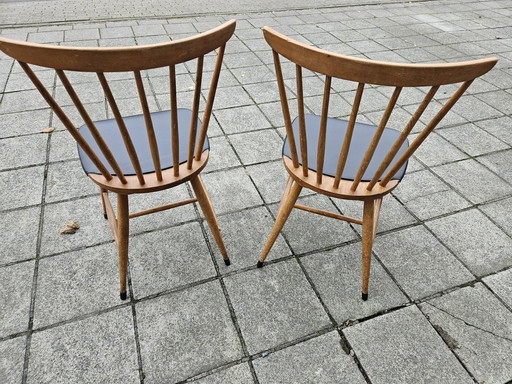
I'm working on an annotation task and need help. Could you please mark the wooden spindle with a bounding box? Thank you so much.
[296,65,308,177]
[187,56,204,169]
[366,85,439,191]
[169,65,180,177]
[97,72,145,185]
[380,80,473,186]
[351,86,402,191]
[57,70,127,184]
[316,75,332,184]
[18,62,112,181]
[333,82,364,189]
[134,70,162,181]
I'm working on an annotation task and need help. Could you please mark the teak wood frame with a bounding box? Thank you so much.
[0,20,236,300]
[257,27,498,300]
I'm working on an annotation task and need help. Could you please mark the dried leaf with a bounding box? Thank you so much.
[60,221,80,235]
[40,127,55,133]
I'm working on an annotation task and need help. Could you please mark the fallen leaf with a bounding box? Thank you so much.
[40,127,55,133]
[60,221,80,235]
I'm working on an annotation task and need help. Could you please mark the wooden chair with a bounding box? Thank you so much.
[0,20,236,300]
[257,27,497,300]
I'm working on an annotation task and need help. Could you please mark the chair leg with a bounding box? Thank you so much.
[100,187,108,220]
[362,198,381,301]
[257,180,302,268]
[190,175,230,266]
[117,193,129,300]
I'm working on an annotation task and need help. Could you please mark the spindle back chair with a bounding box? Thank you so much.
[0,19,236,300]
[257,27,497,300]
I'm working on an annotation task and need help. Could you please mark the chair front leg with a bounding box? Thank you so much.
[117,193,129,300]
[361,198,377,301]
[258,180,302,267]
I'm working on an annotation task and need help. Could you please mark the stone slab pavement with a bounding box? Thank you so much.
[1,0,512,383]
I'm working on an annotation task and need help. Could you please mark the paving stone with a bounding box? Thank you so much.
[64,28,100,41]
[205,136,241,171]
[0,166,44,210]
[483,268,512,308]
[0,134,47,171]
[194,363,254,383]
[0,90,49,114]
[99,26,134,39]
[432,158,512,204]
[0,206,40,265]
[213,85,253,109]
[224,259,330,354]
[420,284,512,384]
[333,194,418,235]
[253,331,366,384]
[0,336,25,384]
[27,307,139,384]
[437,123,509,156]
[214,105,272,134]
[426,209,512,276]
[206,206,291,272]
[476,116,512,146]
[40,196,111,256]
[48,130,79,163]
[344,305,474,384]
[34,243,120,327]
[374,225,474,299]
[44,160,97,203]
[129,222,216,298]
[0,261,33,337]
[480,196,512,236]
[229,129,283,165]
[246,160,292,204]
[478,149,512,183]
[201,167,263,215]
[230,65,275,85]
[411,132,468,166]
[272,194,358,254]
[137,281,242,383]
[302,243,407,323]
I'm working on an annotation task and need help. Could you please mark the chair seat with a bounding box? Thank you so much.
[282,114,409,182]
[78,109,209,176]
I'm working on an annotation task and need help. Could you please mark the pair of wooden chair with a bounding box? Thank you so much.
[0,20,497,301]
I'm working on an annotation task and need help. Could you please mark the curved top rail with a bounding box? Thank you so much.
[0,20,236,72]
[263,27,497,87]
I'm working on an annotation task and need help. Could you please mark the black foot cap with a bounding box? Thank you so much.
[120,291,127,300]
[257,261,264,268]
[362,293,368,301]
[103,213,108,220]
[224,258,231,266]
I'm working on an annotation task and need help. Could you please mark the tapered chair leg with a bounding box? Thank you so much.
[361,198,380,301]
[117,193,129,300]
[100,187,108,220]
[190,175,230,266]
[258,180,302,268]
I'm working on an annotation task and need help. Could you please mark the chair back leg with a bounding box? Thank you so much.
[258,180,302,267]
[361,198,382,300]
[190,175,230,266]
[117,193,129,300]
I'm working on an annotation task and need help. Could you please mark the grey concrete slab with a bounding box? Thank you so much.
[0,166,44,211]
[33,244,120,328]
[253,331,366,384]
[344,305,474,384]
[27,307,139,384]
[246,160,291,204]
[273,194,358,255]
[214,105,270,135]
[411,131,468,166]
[0,206,40,265]
[0,336,26,384]
[437,123,509,156]
[302,244,407,323]
[44,160,97,203]
[480,196,512,236]
[476,116,512,146]
[432,159,512,204]
[420,284,512,384]
[194,363,254,384]
[129,222,217,298]
[0,134,47,171]
[0,261,33,337]
[374,225,474,300]
[478,149,512,184]
[201,168,263,215]
[483,268,512,308]
[426,209,512,276]
[48,130,79,163]
[224,259,331,354]
[137,281,242,383]
[229,129,283,166]
[206,206,291,272]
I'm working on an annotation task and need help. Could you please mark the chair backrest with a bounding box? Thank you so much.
[0,20,236,189]
[263,27,497,193]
